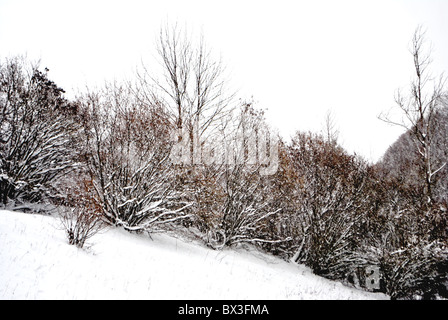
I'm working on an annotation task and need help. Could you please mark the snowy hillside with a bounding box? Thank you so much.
[0,210,388,300]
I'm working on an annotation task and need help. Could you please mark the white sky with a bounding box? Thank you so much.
[1,0,447,162]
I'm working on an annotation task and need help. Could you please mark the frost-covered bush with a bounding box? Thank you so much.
[378,241,448,300]
[59,206,106,248]
[284,133,371,279]
[78,84,191,233]
[0,57,79,206]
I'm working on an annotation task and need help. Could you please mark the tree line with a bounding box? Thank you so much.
[1,26,447,299]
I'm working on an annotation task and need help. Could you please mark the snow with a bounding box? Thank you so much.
[0,210,389,300]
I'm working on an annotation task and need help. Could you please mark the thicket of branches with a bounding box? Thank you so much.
[0,57,80,207]
[1,26,447,299]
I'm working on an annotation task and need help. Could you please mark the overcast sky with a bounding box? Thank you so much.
[1,0,447,162]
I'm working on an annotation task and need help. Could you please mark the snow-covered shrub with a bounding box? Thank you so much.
[59,206,106,248]
[78,84,191,233]
[0,57,80,206]
[377,240,448,300]
[285,132,371,279]
[351,175,448,299]
[209,164,283,249]
[57,173,106,248]
[188,103,288,249]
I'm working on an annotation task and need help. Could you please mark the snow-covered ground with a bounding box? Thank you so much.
[0,210,388,300]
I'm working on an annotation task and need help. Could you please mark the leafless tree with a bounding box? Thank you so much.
[379,26,447,204]
[323,109,339,144]
[137,23,235,164]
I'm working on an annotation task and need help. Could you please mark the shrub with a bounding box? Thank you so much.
[59,206,106,248]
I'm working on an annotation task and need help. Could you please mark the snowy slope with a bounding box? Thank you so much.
[0,210,388,300]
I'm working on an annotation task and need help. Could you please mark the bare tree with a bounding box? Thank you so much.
[323,109,339,144]
[379,26,447,204]
[137,23,235,164]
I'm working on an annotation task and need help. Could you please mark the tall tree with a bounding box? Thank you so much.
[379,26,447,204]
[137,24,235,165]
